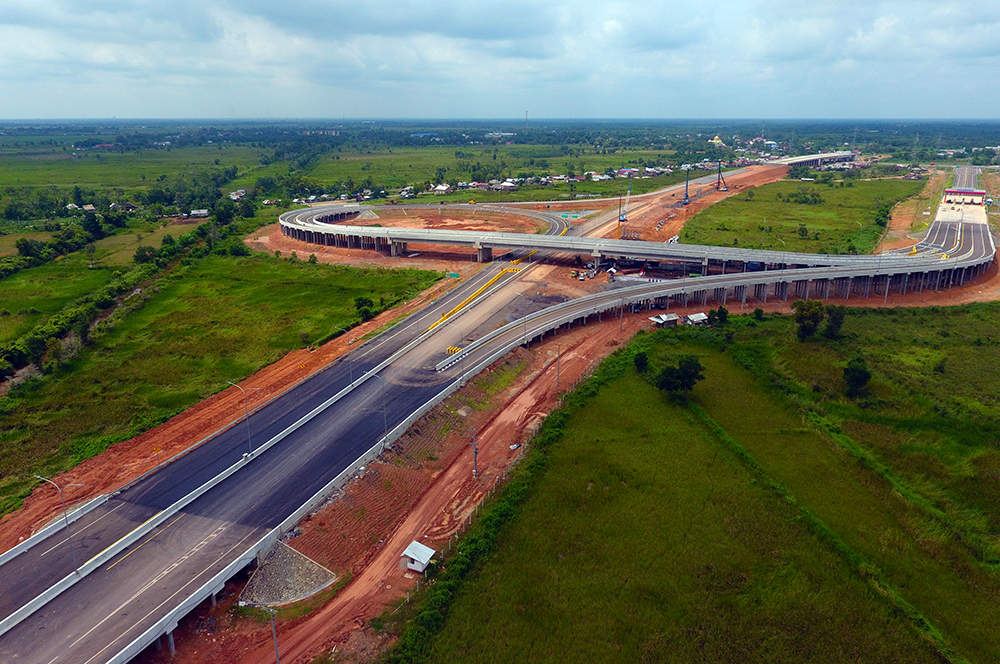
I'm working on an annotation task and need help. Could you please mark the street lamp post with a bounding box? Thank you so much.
[332,326,353,384]
[367,372,389,449]
[469,430,479,478]
[227,381,259,456]
[556,343,561,386]
[510,291,529,347]
[262,606,280,664]
[34,475,83,576]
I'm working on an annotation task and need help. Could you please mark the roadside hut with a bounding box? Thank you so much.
[401,541,436,573]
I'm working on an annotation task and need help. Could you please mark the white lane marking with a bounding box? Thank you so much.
[70,522,230,652]
[39,503,126,558]
[82,528,258,664]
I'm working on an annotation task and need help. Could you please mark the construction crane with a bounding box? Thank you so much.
[618,181,632,239]
[681,164,692,205]
[716,161,728,192]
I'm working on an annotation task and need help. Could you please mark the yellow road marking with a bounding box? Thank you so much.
[106,514,186,571]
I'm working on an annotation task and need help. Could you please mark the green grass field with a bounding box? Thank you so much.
[0,261,113,344]
[400,308,1000,663]
[0,146,263,191]
[425,368,941,663]
[0,254,439,515]
[0,231,54,257]
[681,178,924,254]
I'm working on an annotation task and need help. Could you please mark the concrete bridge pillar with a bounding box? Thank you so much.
[476,246,493,262]
[166,631,176,656]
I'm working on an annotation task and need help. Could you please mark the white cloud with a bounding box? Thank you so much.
[0,0,998,118]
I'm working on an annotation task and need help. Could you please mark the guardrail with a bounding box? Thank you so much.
[105,362,481,664]
[437,251,996,374]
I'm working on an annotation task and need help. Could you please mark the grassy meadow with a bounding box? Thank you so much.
[0,145,263,191]
[681,178,925,254]
[0,253,439,515]
[419,359,942,663]
[394,306,1000,663]
[0,260,113,344]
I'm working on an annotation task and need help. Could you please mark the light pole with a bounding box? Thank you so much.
[263,606,280,664]
[510,291,529,347]
[227,381,260,456]
[367,372,389,448]
[34,475,83,576]
[469,430,479,478]
[620,296,626,332]
[332,326,353,384]
[556,343,561,386]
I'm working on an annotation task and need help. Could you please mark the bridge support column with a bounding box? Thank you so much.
[476,246,493,262]
[702,256,709,276]
[900,273,909,295]
[155,636,162,652]
[166,631,176,656]
[390,241,408,257]
[210,592,217,608]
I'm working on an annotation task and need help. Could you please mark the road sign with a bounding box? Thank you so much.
[447,272,460,278]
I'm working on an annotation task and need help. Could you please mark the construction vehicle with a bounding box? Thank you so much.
[716,162,728,192]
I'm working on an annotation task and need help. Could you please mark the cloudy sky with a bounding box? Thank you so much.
[1,0,998,119]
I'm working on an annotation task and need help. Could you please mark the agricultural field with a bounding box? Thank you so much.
[0,145,264,191]
[0,260,113,344]
[400,307,1000,663]
[681,177,925,254]
[0,231,54,257]
[0,253,439,515]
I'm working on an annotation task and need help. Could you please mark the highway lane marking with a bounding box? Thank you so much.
[71,522,231,654]
[83,510,162,568]
[105,513,186,571]
[46,657,58,664]
[82,527,256,664]
[39,503,126,558]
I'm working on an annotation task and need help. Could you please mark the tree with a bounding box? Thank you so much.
[824,305,846,338]
[844,357,871,397]
[358,306,374,322]
[716,305,729,325]
[656,354,705,394]
[753,307,765,321]
[161,234,175,246]
[634,351,648,373]
[82,211,104,240]
[791,299,826,340]
[214,200,236,225]
[85,243,96,267]
[238,198,256,218]
[133,245,157,264]
[354,296,375,310]
[308,253,318,264]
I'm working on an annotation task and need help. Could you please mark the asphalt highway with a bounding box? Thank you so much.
[0,197,576,662]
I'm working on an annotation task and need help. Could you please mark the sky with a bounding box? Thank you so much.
[1,0,998,120]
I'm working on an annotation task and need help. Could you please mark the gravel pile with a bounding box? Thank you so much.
[240,541,337,606]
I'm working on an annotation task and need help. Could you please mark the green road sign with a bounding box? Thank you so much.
[447,272,460,278]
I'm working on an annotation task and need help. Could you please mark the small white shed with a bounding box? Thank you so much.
[402,541,436,573]
[686,312,709,326]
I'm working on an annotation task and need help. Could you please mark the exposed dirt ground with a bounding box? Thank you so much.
[7,168,1000,664]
